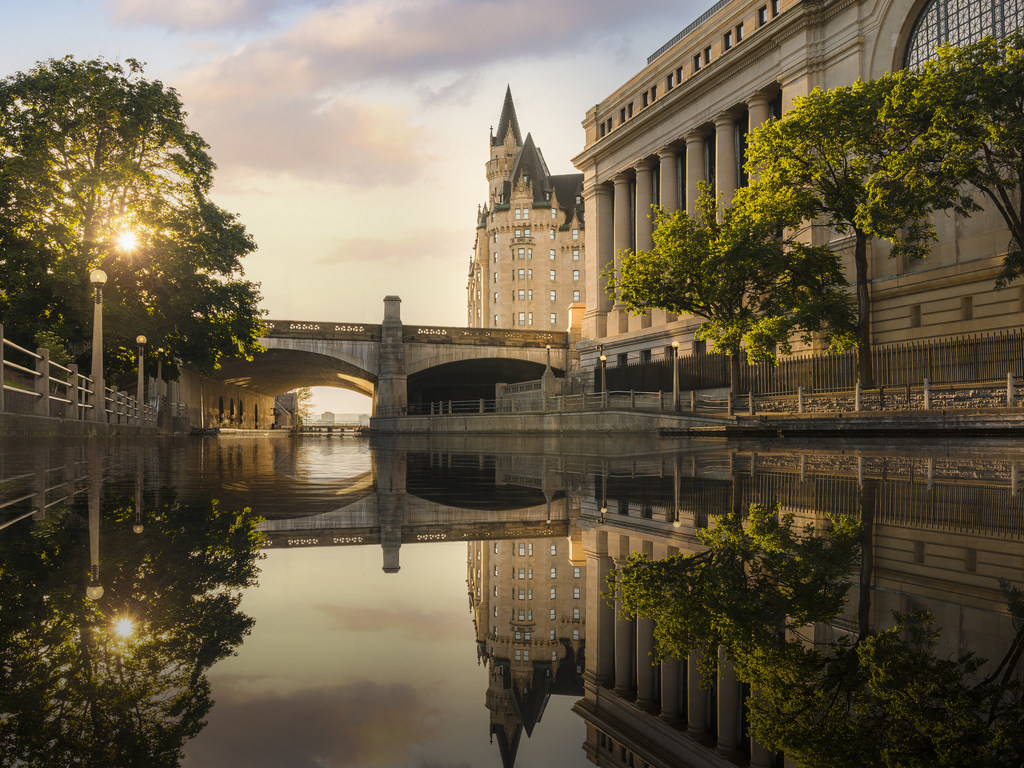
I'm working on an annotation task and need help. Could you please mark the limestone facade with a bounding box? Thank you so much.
[571,0,1024,371]
[467,88,586,332]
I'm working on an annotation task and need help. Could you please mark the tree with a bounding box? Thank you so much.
[883,32,1024,287]
[614,504,1024,767]
[745,76,949,388]
[0,56,265,379]
[294,386,315,423]
[608,185,856,393]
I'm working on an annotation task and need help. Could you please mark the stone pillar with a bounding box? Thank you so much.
[685,131,705,215]
[374,295,407,418]
[746,92,773,183]
[715,113,738,207]
[613,552,635,697]
[634,162,655,253]
[658,148,679,213]
[717,647,742,758]
[584,529,616,686]
[583,182,614,339]
[635,539,656,710]
[660,657,681,722]
[612,172,634,334]
[686,651,707,737]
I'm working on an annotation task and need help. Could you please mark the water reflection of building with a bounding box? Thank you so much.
[469,532,587,767]
[574,446,1024,768]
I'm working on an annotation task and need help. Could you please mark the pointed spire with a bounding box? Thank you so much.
[492,85,523,148]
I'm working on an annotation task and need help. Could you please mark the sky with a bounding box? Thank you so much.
[1,0,707,412]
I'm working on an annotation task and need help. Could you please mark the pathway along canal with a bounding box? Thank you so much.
[0,433,1021,767]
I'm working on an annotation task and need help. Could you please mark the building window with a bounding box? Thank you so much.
[524,228,531,237]
[518,568,525,579]
[518,248,525,259]
[736,22,744,41]
[528,589,533,599]
[620,107,627,123]
[550,629,556,640]
[515,631,522,640]
[528,289,533,300]
[550,249,556,259]
[771,0,779,15]
[550,609,556,619]
[724,30,732,50]
[493,606,498,616]
[757,5,767,25]
[493,252,498,262]
[550,289,556,301]
[572,248,579,260]
[676,65,683,83]
[549,269,556,281]
[518,610,525,621]
[552,650,558,661]
[905,0,1022,68]
[550,567,557,578]
[517,269,525,279]
[550,588,556,599]
[572,270,579,281]
[573,629,579,640]
[573,567,581,578]
[704,46,712,64]
[493,291,498,302]
[962,295,973,320]
[515,650,521,661]
[910,304,922,327]
[528,568,533,579]
[693,53,702,71]
[528,312,533,325]
[527,248,532,259]
[518,312,526,325]
[549,228,555,239]
[518,589,525,600]
[527,269,533,279]
[573,290,580,301]
[522,207,529,219]
[551,544,557,555]
[515,229,521,238]
[524,631,531,640]
[573,608,581,619]
[572,228,579,240]
[527,609,533,620]
[627,102,633,118]
[493,272,498,283]
[550,313,557,325]
[650,84,657,101]
[551,208,557,219]
[514,207,521,219]
[667,72,674,90]
[573,587,581,599]
[642,91,649,108]
[493,315,498,325]
[493,586,498,596]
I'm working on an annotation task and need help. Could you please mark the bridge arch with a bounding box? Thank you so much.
[212,347,376,400]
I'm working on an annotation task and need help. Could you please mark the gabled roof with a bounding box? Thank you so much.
[507,133,552,202]
[492,85,523,148]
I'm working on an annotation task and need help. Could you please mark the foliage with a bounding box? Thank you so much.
[882,31,1024,287]
[294,386,315,422]
[608,186,857,392]
[0,56,265,379]
[745,76,947,387]
[614,503,1024,767]
[0,491,264,767]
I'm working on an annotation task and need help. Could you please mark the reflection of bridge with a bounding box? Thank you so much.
[255,448,574,573]
[212,296,571,417]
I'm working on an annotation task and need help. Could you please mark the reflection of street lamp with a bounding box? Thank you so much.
[136,335,146,424]
[90,269,107,423]
[86,456,103,600]
[671,341,680,411]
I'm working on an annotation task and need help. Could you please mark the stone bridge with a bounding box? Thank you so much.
[213,296,572,416]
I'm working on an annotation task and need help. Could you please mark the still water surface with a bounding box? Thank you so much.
[0,433,1021,767]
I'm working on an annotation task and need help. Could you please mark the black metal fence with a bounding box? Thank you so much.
[595,329,1024,395]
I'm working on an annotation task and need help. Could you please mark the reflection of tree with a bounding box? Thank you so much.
[615,503,1024,767]
[0,492,263,767]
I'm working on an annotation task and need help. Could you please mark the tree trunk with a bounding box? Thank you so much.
[853,229,874,387]
[857,479,877,641]
[729,348,742,396]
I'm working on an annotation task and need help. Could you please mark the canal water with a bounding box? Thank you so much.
[0,433,1021,767]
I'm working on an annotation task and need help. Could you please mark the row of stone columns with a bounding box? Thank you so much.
[585,89,776,339]
[585,528,775,766]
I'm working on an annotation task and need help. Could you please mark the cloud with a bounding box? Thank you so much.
[312,602,466,640]
[187,680,437,768]
[107,0,333,32]
[315,230,469,267]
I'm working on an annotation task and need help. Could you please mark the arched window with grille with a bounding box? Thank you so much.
[905,0,1024,68]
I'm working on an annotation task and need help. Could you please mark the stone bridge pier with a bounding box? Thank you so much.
[376,296,408,418]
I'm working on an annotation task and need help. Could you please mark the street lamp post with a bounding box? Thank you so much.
[136,335,146,425]
[671,341,680,411]
[90,269,107,423]
[599,355,607,407]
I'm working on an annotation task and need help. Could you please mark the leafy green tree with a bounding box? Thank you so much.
[615,504,1024,767]
[608,186,856,393]
[745,76,948,387]
[0,492,264,767]
[0,56,265,379]
[883,31,1024,286]
[294,386,315,423]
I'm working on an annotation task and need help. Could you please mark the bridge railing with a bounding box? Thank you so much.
[0,323,156,427]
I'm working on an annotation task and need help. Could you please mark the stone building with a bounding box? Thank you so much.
[467,88,586,331]
[572,0,1024,371]
[468,532,587,766]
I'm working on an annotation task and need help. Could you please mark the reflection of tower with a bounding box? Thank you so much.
[376,446,406,573]
[469,531,586,766]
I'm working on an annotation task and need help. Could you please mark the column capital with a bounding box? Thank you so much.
[633,158,656,174]
[714,111,739,129]
[657,146,677,160]
[746,90,772,110]
[684,129,706,145]
[612,170,634,186]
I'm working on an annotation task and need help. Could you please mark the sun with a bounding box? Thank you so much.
[112,616,135,640]
[115,230,139,253]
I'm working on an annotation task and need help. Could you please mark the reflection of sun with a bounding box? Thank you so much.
[112,616,135,639]
[116,230,138,253]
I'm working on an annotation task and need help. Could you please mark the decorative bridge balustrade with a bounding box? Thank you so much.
[263,319,569,349]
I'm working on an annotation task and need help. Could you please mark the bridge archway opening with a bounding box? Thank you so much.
[211,348,376,402]
[407,358,561,409]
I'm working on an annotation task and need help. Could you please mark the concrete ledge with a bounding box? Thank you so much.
[371,409,731,434]
[0,413,158,438]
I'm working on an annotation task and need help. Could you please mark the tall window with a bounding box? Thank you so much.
[905,0,1024,68]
